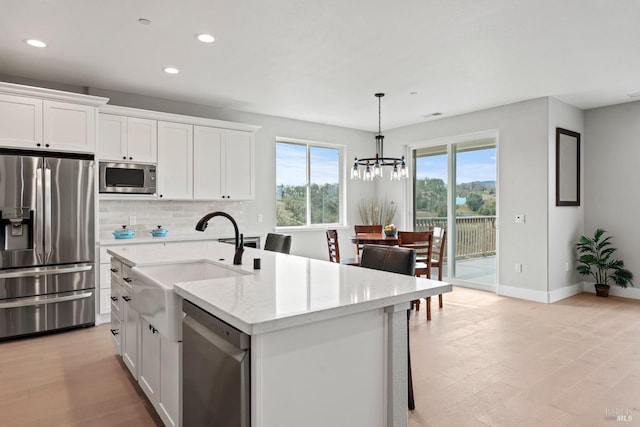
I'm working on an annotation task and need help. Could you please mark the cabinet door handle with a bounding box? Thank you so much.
[123,277,132,283]
[110,296,118,301]
[122,295,131,302]
[110,268,118,273]
[110,328,119,336]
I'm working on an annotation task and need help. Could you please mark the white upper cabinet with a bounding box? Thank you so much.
[224,129,254,200]
[43,100,96,153]
[157,121,193,200]
[193,126,254,200]
[193,126,224,200]
[0,83,107,153]
[99,113,157,163]
[0,93,43,148]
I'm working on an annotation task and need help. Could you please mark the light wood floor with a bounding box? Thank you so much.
[1,287,638,426]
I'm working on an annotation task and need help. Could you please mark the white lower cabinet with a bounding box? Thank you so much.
[139,317,181,427]
[122,286,140,379]
[139,318,161,402]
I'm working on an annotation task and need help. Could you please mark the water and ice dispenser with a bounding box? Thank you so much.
[1,208,33,251]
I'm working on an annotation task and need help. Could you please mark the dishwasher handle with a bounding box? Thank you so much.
[183,300,250,350]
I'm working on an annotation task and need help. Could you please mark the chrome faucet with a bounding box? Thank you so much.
[195,211,244,265]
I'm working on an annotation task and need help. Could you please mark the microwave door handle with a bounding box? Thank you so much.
[35,167,44,264]
[43,164,52,263]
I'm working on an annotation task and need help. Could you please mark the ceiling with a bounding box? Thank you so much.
[2,0,640,131]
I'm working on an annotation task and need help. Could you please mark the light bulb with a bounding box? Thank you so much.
[391,165,399,181]
[373,162,382,178]
[364,166,372,181]
[351,164,360,180]
[400,163,408,178]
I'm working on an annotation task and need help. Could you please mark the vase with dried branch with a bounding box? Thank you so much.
[357,198,397,226]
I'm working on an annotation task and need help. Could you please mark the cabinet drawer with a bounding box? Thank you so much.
[110,314,122,355]
[122,264,133,293]
[110,284,123,320]
[110,258,122,281]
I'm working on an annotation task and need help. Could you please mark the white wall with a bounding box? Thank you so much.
[584,101,640,298]
[547,98,584,300]
[384,98,550,298]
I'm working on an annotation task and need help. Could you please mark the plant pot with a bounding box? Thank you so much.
[594,283,610,297]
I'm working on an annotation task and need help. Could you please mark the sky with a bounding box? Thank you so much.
[416,148,496,184]
[276,143,339,186]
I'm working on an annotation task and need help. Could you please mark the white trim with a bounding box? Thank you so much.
[100,104,261,132]
[497,285,548,303]
[548,283,583,303]
[582,282,640,300]
[0,81,109,106]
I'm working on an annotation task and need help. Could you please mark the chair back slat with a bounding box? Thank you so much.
[354,225,383,256]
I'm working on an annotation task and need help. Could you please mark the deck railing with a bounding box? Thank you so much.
[415,216,496,259]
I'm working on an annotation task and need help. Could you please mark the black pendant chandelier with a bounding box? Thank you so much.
[351,93,408,181]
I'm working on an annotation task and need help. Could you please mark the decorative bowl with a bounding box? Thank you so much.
[113,226,136,239]
[384,229,398,237]
[151,225,168,237]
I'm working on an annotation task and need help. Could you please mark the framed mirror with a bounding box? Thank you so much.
[556,127,580,206]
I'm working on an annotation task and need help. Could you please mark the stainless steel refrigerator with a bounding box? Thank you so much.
[0,149,95,340]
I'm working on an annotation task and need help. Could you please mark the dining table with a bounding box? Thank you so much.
[349,233,399,246]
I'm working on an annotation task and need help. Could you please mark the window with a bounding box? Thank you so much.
[276,138,344,227]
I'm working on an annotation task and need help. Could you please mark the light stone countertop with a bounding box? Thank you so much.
[107,242,452,335]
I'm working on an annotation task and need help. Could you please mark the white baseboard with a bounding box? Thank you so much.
[497,285,548,303]
[582,283,640,300]
[548,283,584,303]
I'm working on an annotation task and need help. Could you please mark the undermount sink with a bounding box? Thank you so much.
[131,260,250,341]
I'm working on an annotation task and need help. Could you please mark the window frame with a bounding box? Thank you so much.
[275,136,346,230]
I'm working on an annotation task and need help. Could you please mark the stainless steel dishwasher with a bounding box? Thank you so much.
[182,300,251,427]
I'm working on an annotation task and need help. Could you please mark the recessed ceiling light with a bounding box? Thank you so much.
[196,33,215,43]
[25,39,47,48]
[163,67,180,74]
[138,18,151,25]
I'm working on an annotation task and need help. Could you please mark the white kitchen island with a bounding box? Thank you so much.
[108,241,451,427]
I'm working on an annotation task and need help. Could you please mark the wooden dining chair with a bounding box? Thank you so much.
[428,226,448,319]
[397,231,433,313]
[359,244,417,410]
[353,224,383,257]
[326,229,360,266]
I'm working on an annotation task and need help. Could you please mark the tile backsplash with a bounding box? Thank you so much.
[99,200,245,237]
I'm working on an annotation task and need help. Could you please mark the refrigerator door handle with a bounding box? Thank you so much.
[35,167,44,264]
[0,264,92,279]
[0,291,93,309]
[44,165,53,263]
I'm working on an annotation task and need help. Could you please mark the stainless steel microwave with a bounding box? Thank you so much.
[99,162,156,194]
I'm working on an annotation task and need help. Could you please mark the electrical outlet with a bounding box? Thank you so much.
[515,263,522,273]
[515,214,525,224]
[129,216,136,225]
[565,262,570,272]
[257,213,263,223]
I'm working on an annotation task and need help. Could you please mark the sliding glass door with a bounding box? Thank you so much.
[413,136,497,289]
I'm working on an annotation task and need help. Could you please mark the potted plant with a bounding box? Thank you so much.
[576,228,634,297]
